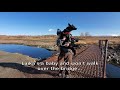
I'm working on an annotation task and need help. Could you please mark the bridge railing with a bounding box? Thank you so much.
[99,40,108,78]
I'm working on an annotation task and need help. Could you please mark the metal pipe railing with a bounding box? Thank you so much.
[99,40,108,78]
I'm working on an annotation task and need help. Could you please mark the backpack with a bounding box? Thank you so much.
[56,29,63,46]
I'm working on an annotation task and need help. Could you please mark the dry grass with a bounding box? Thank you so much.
[0,35,58,50]
[75,36,120,45]
[0,35,120,50]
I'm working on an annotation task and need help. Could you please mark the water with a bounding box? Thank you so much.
[106,64,120,78]
[0,44,52,60]
[1,44,120,77]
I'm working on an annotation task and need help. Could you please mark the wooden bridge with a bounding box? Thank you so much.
[41,40,108,78]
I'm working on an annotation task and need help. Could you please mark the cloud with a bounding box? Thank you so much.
[48,29,54,32]
[110,34,119,36]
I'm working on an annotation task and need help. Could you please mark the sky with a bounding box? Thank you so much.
[0,12,120,36]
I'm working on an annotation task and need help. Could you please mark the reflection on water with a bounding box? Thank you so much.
[0,44,52,60]
[106,64,120,78]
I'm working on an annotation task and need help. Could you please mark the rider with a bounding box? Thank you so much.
[56,23,77,78]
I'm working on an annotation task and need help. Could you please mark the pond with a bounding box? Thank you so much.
[0,44,53,60]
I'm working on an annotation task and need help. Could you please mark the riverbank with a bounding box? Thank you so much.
[0,41,58,51]
[1,45,119,78]
[0,35,58,51]
[0,44,86,78]
[0,35,120,51]
[0,51,59,78]
[0,51,36,78]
